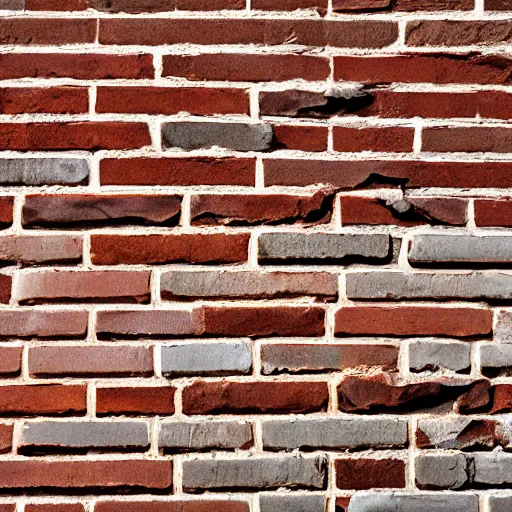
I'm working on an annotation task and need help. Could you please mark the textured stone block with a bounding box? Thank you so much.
[0,159,88,186]
[489,496,512,512]
[415,453,469,489]
[481,344,512,375]
[259,495,326,512]
[409,340,471,372]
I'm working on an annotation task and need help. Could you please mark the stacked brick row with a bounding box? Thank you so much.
[0,0,512,510]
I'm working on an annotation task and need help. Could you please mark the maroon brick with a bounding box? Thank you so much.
[95,501,249,512]
[273,125,328,151]
[335,458,406,489]
[96,387,176,416]
[333,126,415,152]
[25,505,85,512]
[475,199,512,227]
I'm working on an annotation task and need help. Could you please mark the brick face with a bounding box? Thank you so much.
[0,0,510,509]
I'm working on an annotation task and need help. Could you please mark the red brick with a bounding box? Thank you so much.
[0,347,21,376]
[335,498,351,512]
[475,199,512,227]
[202,306,325,337]
[263,159,512,188]
[0,53,154,80]
[96,87,249,116]
[334,0,473,9]
[0,18,95,45]
[95,502,249,512]
[29,346,154,378]
[25,505,85,512]
[90,233,249,265]
[334,53,512,85]
[14,270,151,304]
[26,0,244,9]
[182,380,329,414]
[100,157,255,186]
[335,458,406,489]
[0,460,172,490]
[23,194,182,228]
[0,198,13,228]
[485,0,510,9]
[252,0,327,9]
[0,87,88,115]
[25,0,88,8]
[335,305,492,337]
[101,18,397,48]
[340,196,468,226]
[0,424,12,453]
[0,310,88,339]
[333,126,414,152]
[0,123,151,151]
[0,275,10,304]
[190,189,334,226]
[0,506,15,512]
[423,127,512,153]
[96,387,176,416]
[0,385,86,416]
[273,125,328,152]
[163,54,330,82]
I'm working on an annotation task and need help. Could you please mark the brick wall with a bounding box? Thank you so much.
[0,0,511,510]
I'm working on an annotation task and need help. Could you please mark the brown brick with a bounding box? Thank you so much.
[29,346,154,378]
[273,125,328,152]
[15,270,150,304]
[252,0,327,9]
[485,0,510,9]
[333,126,415,152]
[0,275,10,304]
[335,458,406,489]
[0,460,172,490]
[475,199,512,227]
[0,385,86,416]
[90,233,250,265]
[182,380,329,414]
[0,198,13,228]
[0,347,21,376]
[0,424,12,453]
[96,387,176,416]
[26,0,244,9]
[334,0,473,9]
[423,127,512,153]
[25,0,89,8]
[0,87,88,115]
[96,87,248,115]
[100,157,255,187]
[0,53,154,80]
[95,501,249,512]
[23,194,182,228]
[163,54,330,82]
[25,505,85,512]
[335,305,492,337]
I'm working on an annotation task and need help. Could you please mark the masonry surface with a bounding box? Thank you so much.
[0,0,510,511]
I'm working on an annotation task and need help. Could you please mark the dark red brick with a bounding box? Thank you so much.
[96,387,176,416]
[335,458,406,489]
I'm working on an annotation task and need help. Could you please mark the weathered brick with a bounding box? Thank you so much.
[0,235,82,265]
[259,495,326,512]
[258,233,391,263]
[423,127,512,153]
[262,418,408,450]
[158,420,253,452]
[0,424,12,453]
[261,343,398,374]
[96,387,176,416]
[335,458,406,489]
[94,502,249,512]
[0,0,23,8]
[0,198,13,228]
[19,421,149,453]
[161,342,251,377]
[182,455,327,491]
[161,122,273,152]
[91,234,249,265]
[100,157,255,187]
[480,344,512,376]
[182,380,329,414]
[494,311,512,342]
[253,0,326,9]
[160,270,337,301]
[333,126,415,152]
[485,0,510,9]
[0,275,11,304]
[23,194,181,228]
[29,346,154,378]
[409,340,471,373]
[14,270,151,304]
[335,305,492,337]
[415,453,469,489]
[29,0,245,9]
[489,497,512,512]
[409,234,512,266]
[0,347,22,376]
[334,0,473,9]
[0,159,88,186]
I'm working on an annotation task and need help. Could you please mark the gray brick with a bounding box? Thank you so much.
[0,159,88,186]
[347,492,479,512]
[182,455,327,491]
[158,421,253,452]
[260,494,326,512]
[409,235,512,266]
[162,122,273,152]
[480,344,512,375]
[409,340,471,373]
[161,270,337,301]
[161,342,252,376]
[19,421,149,453]
[347,270,512,300]
[489,496,512,512]
[473,452,512,487]
[258,233,390,263]
[495,311,512,342]
[262,418,408,450]
[415,453,469,490]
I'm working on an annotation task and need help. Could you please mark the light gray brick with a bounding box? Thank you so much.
[495,311,512,342]
[161,342,252,376]
[489,496,512,512]
[347,492,479,512]
[347,271,512,300]
[415,453,469,490]
[19,421,149,452]
[0,159,89,186]
[260,494,326,512]
[473,452,512,487]
[409,340,471,373]
[158,420,253,451]
[262,418,408,450]
[182,455,327,491]
[162,122,273,152]
[160,270,337,300]
[409,235,512,266]
[480,344,512,375]
[258,233,390,263]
